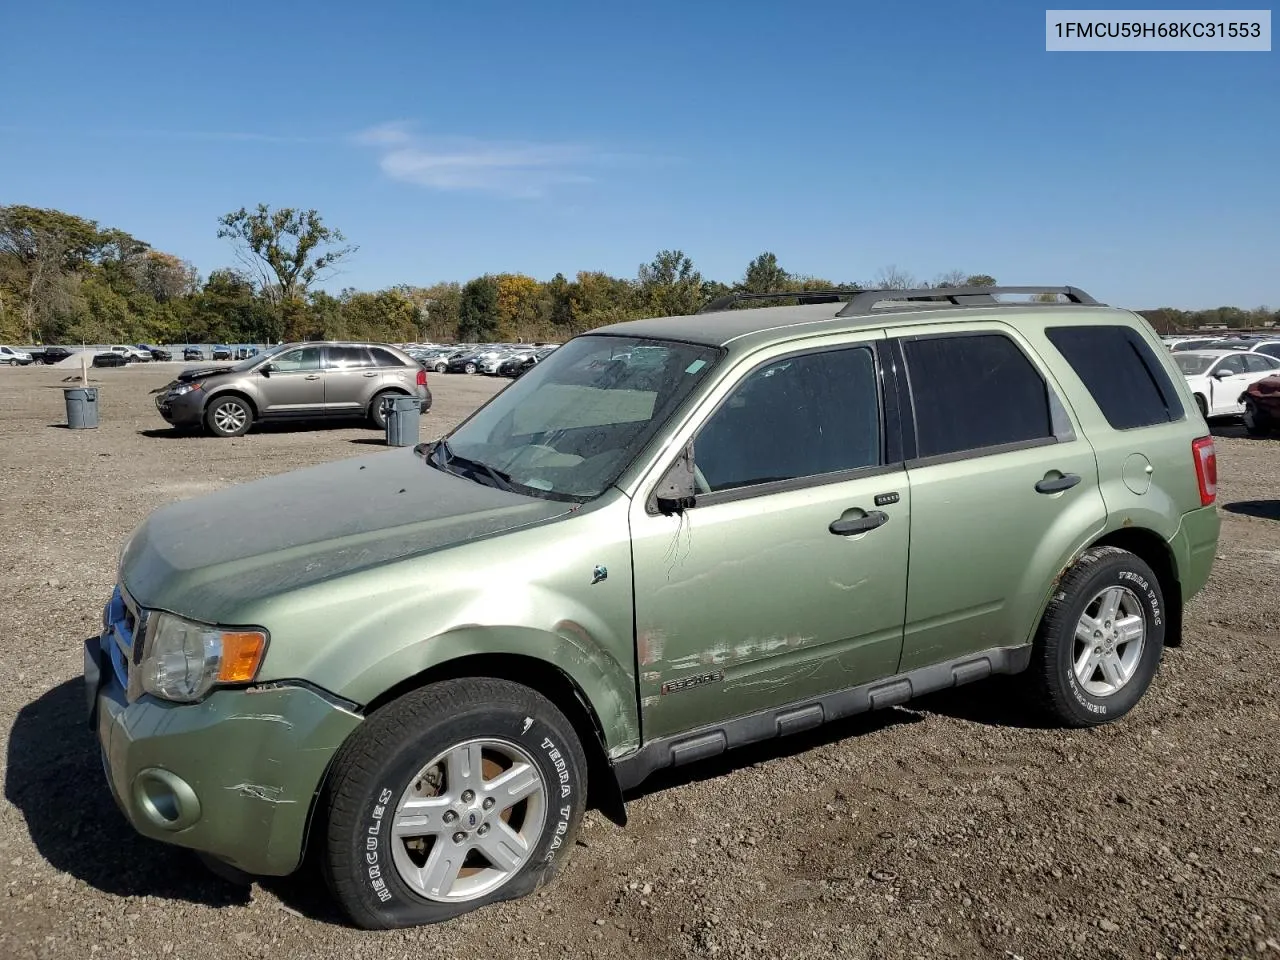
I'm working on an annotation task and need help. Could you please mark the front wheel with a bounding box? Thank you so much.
[464,362,477,374]
[1194,394,1208,420]
[204,396,253,437]
[1024,546,1165,728]
[434,362,447,374]
[1244,399,1271,437]
[322,678,588,929]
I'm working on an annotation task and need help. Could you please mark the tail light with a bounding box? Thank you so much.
[1192,436,1217,506]
[416,368,428,387]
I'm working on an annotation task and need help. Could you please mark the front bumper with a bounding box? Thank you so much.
[154,390,205,426]
[85,633,362,876]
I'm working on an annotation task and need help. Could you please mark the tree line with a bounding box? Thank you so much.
[0,203,1272,346]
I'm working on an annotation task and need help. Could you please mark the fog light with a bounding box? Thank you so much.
[132,768,201,831]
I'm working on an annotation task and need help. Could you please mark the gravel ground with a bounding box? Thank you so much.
[1,364,1278,960]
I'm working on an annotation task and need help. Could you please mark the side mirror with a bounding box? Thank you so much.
[1212,367,1233,379]
[654,442,697,516]
[259,363,273,376]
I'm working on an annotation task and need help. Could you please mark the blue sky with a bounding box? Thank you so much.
[1,0,1275,309]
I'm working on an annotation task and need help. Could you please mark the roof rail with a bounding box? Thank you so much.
[698,289,861,314]
[835,286,1098,317]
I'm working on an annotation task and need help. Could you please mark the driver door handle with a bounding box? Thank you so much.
[829,511,889,536]
[1035,473,1081,494]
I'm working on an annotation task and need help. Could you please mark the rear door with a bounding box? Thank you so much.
[322,345,379,413]
[892,326,1107,672]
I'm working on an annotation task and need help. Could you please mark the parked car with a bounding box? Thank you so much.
[87,285,1222,928]
[1170,337,1226,352]
[183,346,205,362]
[138,344,172,361]
[498,347,554,377]
[92,351,129,368]
[0,345,34,366]
[212,344,233,360]
[1203,337,1280,360]
[421,350,464,373]
[447,349,507,374]
[1240,374,1280,436]
[152,340,432,437]
[33,346,75,364]
[1173,349,1280,419]
[109,345,151,363]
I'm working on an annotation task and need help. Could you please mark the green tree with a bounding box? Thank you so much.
[458,275,500,341]
[741,252,790,293]
[217,204,355,304]
[638,249,703,317]
[965,274,997,287]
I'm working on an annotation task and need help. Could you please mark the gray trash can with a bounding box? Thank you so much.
[64,386,100,429]
[385,395,420,447]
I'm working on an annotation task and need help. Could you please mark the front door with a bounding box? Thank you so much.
[1206,353,1253,415]
[259,345,325,416]
[629,337,911,741]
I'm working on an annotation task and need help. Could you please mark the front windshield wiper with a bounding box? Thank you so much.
[427,439,516,493]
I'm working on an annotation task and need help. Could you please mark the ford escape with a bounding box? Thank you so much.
[84,285,1220,928]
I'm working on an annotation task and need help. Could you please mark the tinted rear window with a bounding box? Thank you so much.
[901,333,1053,459]
[368,347,406,367]
[1046,325,1181,429]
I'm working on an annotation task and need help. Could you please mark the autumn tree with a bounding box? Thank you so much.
[494,273,545,340]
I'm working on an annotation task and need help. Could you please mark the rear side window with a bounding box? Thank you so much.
[1045,325,1181,429]
[1244,353,1280,374]
[901,333,1053,459]
[325,345,374,369]
[368,347,405,367]
[1257,343,1280,360]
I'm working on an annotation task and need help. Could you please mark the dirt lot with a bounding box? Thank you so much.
[1,364,1278,960]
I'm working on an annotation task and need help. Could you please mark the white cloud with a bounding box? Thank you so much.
[353,122,623,199]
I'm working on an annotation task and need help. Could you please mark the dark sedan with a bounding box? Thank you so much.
[1241,375,1280,436]
[183,346,205,361]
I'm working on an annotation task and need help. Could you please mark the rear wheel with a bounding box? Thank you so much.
[1243,399,1271,437]
[464,362,477,375]
[1024,546,1165,728]
[368,390,405,430]
[321,678,587,929]
[434,362,447,374]
[204,395,253,437]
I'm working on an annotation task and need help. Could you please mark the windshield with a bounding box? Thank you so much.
[431,335,720,500]
[1174,354,1215,375]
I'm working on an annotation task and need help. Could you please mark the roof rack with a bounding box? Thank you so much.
[698,289,861,314]
[835,286,1098,317]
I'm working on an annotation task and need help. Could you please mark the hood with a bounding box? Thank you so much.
[120,448,572,621]
[176,364,235,382]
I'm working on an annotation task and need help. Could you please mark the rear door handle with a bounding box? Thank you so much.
[304,374,321,380]
[829,511,889,536]
[363,371,378,378]
[1035,473,1081,494]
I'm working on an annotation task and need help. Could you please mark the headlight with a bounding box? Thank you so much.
[170,382,200,396]
[141,612,268,702]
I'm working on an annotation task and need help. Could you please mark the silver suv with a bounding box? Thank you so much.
[155,341,432,437]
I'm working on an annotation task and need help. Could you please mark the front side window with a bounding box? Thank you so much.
[902,333,1053,459]
[435,336,719,500]
[693,347,881,495]
[1214,354,1247,376]
[269,346,322,372]
[1174,354,1215,376]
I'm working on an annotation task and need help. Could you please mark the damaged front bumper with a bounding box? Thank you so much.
[85,634,362,876]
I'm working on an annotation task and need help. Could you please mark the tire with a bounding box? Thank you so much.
[1243,399,1271,437]
[464,362,477,375]
[203,395,253,437]
[1025,546,1165,728]
[1194,394,1208,420]
[322,678,588,930]
[434,362,447,374]
[368,391,404,430]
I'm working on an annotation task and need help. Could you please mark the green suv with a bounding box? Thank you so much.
[84,286,1220,928]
